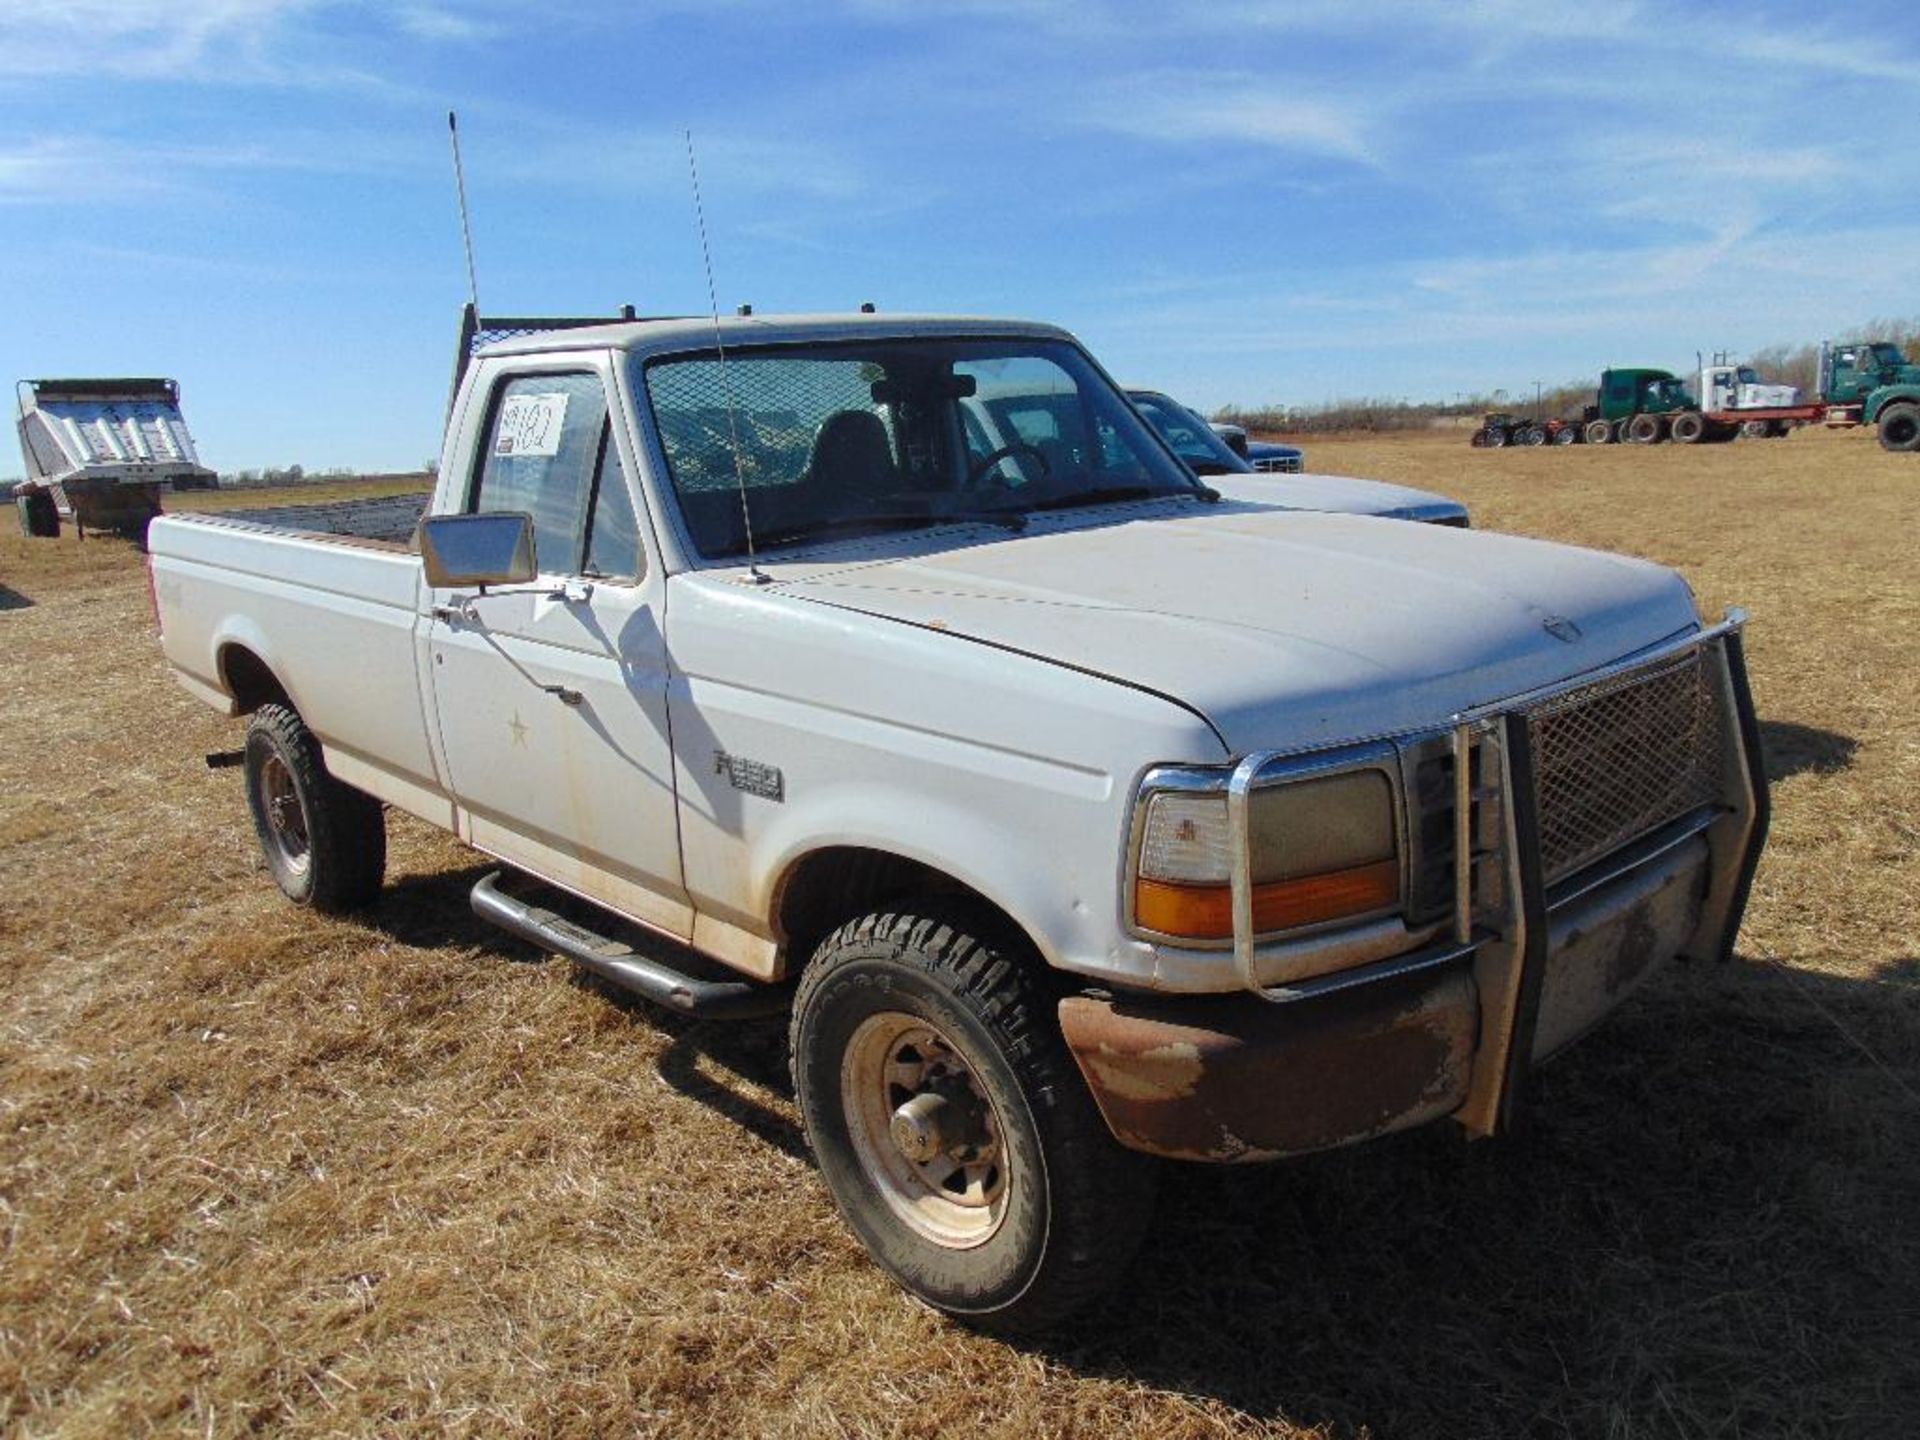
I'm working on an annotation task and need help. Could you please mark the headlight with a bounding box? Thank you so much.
[1131,761,1400,943]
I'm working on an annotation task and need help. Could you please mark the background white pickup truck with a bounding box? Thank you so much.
[150,310,1768,1332]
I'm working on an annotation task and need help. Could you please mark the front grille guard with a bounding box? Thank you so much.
[1224,609,1769,1135]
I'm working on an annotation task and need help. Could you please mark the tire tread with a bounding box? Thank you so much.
[791,902,1157,1333]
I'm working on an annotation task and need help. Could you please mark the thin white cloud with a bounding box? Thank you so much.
[394,5,504,42]
[0,0,314,78]
[0,132,414,204]
[1084,79,1377,164]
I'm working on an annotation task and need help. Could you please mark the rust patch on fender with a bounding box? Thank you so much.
[1059,967,1477,1163]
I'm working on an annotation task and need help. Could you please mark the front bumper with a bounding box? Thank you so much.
[1061,620,1769,1162]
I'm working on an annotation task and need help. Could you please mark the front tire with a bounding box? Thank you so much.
[1878,402,1920,453]
[791,906,1157,1333]
[243,702,386,911]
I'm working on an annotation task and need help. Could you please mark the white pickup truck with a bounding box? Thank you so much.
[151,311,1769,1332]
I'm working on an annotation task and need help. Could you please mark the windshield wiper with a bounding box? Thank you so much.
[1028,484,1216,512]
[713,509,1026,557]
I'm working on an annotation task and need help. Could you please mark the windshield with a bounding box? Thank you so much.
[642,337,1207,558]
[1125,391,1248,475]
[1869,343,1908,370]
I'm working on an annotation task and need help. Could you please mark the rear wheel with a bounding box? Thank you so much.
[1669,412,1706,444]
[1878,402,1920,453]
[243,703,386,911]
[791,905,1158,1333]
[1626,413,1666,444]
[1484,426,1508,448]
[1469,428,1490,448]
[1516,424,1547,446]
[16,489,59,538]
[1584,419,1614,445]
[1552,425,1578,445]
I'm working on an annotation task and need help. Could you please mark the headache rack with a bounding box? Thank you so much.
[446,302,693,419]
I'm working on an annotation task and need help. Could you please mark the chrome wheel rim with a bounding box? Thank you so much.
[255,753,310,876]
[841,1012,1010,1249]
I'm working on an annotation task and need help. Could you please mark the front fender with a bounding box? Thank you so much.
[756,783,1096,971]
[1864,384,1920,423]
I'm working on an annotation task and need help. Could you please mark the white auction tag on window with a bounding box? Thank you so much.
[494,392,570,458]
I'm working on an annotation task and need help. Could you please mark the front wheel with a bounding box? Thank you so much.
[1878,402,1920,453]
[791,906,1158,1333]
[244,703,386,911]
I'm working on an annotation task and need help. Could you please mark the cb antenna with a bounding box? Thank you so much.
[448,110,481,315]
[684,125,767,584]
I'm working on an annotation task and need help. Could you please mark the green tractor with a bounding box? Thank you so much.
[1579,368,1717,446]
[1822,341,1920,453]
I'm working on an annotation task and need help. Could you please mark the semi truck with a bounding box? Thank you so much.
[1579,343,1920,450]
[149,306,1767,1332]
[14,377,218,540]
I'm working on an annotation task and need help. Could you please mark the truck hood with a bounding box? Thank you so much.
[769,505,1699,751]
[1210,471,1468,524]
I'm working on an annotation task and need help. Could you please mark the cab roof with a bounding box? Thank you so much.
[476,312,1076,363]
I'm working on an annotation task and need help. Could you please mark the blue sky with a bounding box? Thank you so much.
[2,0,1916,474]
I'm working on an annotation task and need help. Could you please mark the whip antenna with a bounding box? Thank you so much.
[448,110,481,314]
[684,126,767,583]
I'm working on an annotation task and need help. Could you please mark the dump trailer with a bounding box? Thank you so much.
[14,378,217,540]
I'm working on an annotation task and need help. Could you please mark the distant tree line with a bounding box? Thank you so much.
[216,461,436,490]
[1216,319,1920,434]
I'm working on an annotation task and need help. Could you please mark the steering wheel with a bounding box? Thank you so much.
[967,441,1051,488]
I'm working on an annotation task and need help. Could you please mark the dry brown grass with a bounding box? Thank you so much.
[2,429,1916,1437]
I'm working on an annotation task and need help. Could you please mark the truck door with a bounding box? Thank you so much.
[426,364,692,940]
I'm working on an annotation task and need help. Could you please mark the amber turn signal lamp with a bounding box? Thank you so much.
[1134,858,1400,941]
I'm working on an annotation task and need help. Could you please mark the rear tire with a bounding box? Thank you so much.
[1669,412,1706,444]
[16,489,59,538]
[1878,402,1920,453]
[1484,426,1508,448]
[791,904,1158,1334]
[1584,419,1614,445]
[243,703,386,911]
[1626,413,1666,444]
[1516,425,1547,446]
[1552,425,1578,445]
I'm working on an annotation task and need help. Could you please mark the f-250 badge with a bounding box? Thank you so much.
[714,750,784,803]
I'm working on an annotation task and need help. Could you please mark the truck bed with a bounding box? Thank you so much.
[209,491,429,547]
[150,505,445,823]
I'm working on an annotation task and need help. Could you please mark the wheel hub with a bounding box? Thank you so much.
[842,1014,1010,1248]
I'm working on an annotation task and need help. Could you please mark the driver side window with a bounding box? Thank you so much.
[471,371,640,580]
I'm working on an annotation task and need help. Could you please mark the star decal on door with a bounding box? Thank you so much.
[507,711,529,747]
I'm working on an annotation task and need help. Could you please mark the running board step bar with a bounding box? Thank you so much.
[470,872,791,1019]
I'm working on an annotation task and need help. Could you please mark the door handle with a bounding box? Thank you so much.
[432,602,478,624]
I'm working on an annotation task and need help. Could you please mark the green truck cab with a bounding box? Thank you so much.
[1582,369,1698,445]
[1825,342,1920,453]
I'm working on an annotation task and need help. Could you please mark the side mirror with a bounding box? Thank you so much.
[419,512,537,588]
